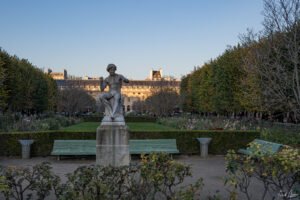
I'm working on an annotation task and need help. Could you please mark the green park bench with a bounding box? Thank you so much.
[51,140,96,160]
[238,139,283,156]
[129,139,179,154]
[51,139,179,160]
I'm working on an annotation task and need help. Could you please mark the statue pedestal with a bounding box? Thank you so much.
[96,122,130,166]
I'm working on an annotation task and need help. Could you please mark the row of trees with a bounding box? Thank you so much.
[181,0,300,122]
[0,49,57,114]
[0,48,97,116]
[57,88,96,115]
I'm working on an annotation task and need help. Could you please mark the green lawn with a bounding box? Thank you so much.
[62,122,177,132]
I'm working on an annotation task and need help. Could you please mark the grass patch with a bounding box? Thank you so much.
[62,122,178,132]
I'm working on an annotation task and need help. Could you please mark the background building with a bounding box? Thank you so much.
[49,69,180,112]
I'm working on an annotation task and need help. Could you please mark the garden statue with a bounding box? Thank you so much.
[96,64,130,166]
[99,64,129,122]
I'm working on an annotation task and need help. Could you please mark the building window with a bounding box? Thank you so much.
[127,105,131,112]
[128,97,130,102]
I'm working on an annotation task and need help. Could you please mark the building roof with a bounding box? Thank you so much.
[55,79,180,87]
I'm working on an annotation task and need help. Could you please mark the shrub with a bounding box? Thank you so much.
[139,153,203,199]
[225,146,300,200]
[158,116,300,147]
[0,176,8,193]
[0,114,81,132]
[0,162,60,200]
[0,113,15,132]
[0,130,259,156]
[260,128,300,147]
[0,153,203,200]
[157,116,263,131]
[56,153,203,199]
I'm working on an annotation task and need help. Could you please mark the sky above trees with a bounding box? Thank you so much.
[0,0,263,79]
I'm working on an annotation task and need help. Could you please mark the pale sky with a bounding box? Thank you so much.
[0,0,264,80]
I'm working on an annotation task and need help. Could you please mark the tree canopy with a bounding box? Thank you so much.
[181,0,300,122]
[0,48,57,114]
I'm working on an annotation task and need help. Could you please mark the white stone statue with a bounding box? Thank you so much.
[99,64,129,122]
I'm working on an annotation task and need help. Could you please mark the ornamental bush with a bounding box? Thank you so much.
[0,176,8,193]
[0,153,203,200]
[0,114,81,132]
[0,162,60,200]
[158,116,300,147]
[225,145,300,200]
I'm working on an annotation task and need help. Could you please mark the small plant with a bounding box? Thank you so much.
[158,116,300,147]
[225,146,300,200]
[0,153,205,199]
[0,175,8,193]
[56,153,204,200]
[140,153,203,199]
[0,114,81,132]
[0,162,60,200]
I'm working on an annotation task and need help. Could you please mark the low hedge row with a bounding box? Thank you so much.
[0,130,259,156]
[82,116,157,123]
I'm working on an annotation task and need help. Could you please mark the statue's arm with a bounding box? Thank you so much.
[120,75,129,83]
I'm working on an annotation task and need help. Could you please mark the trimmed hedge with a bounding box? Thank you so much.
[0,130,259,156]
[131,130,260,155]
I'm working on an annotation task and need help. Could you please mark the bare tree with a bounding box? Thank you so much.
[242,0,300,122]
[132,100,147,114]
[57,88,96,116]
[145,80,181,117]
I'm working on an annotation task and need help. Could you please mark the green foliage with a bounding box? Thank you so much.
[180,0,300,120]
[0,176,8,193]
[0,162,60,200]
[260,128,300,147]
[225,146,300,200]
[0,114,81,132]
[180,75,191,111]
[138,153,203,199]
[0,48,57,113]
[56,153,203,200]
[0,58,8,111]
[158,116,300,147]
[195,64,214,112]
[0,129,259,156]
[61,122,99,132]
[0,153,203,200]
[181,46,249,114]
[158,116,263,131]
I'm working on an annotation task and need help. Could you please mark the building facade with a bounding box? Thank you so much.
[51,69,180,112]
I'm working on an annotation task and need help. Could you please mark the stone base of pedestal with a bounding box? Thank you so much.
[96,123,130,166]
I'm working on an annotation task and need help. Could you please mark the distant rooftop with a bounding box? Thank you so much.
[47,68,179,81]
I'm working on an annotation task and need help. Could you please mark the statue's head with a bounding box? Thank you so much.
[107,64,117,72]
